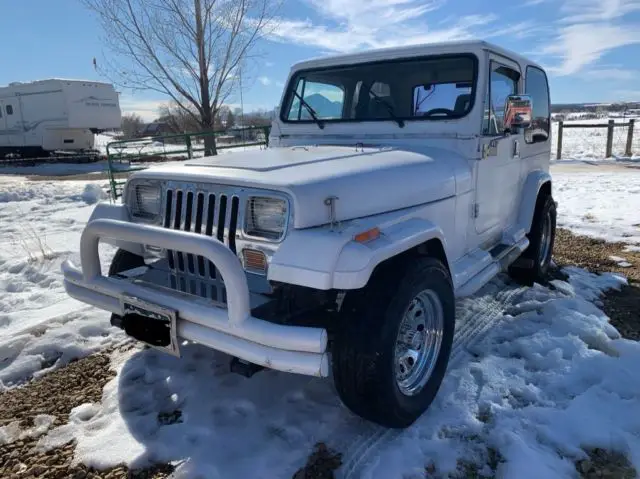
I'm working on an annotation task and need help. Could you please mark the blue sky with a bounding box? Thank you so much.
[3,0,639,121]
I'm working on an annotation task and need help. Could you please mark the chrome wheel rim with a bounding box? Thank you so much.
[394,289,444,396]
[539,210,552,268]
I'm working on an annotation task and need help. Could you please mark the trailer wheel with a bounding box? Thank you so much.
[332,257,455,428]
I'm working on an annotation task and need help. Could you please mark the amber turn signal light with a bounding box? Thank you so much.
[242,249,268,273]
[354,227,381,243]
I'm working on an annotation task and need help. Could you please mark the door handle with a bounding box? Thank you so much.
[512,139,520,159]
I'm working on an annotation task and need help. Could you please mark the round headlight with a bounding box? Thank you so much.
[128,181,161,221]
[245,196,287,240]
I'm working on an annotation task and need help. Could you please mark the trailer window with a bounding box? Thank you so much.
[6,105,13,115]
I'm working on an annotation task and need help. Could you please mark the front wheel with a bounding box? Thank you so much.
[331,257,455,428]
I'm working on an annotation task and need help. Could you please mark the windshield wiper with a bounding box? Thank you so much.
[369,90,405,128]
[292,90,324,129]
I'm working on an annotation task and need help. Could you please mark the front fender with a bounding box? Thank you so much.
[518,170,551,233]
[268,216,448,290]
[332,218,447,289]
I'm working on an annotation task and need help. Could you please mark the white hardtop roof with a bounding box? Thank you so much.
[0,78,114,89]
[290,40,542,72]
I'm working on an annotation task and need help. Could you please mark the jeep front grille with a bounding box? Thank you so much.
[162,185,241,304]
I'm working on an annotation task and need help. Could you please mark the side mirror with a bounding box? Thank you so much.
[504,94,532,132]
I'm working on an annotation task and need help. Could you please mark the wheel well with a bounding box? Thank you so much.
[368,238,451,282]
[538,181,552,204]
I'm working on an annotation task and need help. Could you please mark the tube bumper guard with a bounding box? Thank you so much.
[61,219,329,377]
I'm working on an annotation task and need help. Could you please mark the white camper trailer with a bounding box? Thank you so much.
[0,79,121,158]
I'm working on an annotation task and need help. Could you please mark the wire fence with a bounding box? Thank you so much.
[553,119,638,160]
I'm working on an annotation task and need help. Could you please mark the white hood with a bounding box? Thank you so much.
[142,145,470,229]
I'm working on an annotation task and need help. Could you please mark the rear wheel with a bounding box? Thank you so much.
[509,193,556,285]
[332,257,455,428]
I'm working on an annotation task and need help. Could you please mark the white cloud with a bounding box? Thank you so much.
[542,23,640,75]
[585,68,638,81]
[269,14,508,53]
[258,76,271,86]
[263,0,639,84]
[119,96,166,122]
[559,0,640,22]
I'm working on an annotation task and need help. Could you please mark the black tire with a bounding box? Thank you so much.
[331,257,455,428]
[108,249,145,328]
[108,248,145,276]
[509,193,556,285]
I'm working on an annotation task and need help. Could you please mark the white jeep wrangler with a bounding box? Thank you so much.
[62,40,556,429]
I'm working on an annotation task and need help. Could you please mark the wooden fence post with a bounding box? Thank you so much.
[626,119,635,157]
[605,119,615,158]
[556,120,563,159]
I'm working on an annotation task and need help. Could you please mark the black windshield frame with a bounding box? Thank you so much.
[280,53,479,125]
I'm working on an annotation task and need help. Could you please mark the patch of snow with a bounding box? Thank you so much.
[81,184,107,204]
[0,414,56,445]
[624,245,640,253]
[36,268,637,479]
[551,118,640,161]
[609,255,633,268]
[553,169,640,244]
[0,176,122,387]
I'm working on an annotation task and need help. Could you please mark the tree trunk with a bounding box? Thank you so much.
[204,132,217,156]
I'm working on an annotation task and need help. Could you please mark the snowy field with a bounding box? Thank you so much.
[551,117,640,162]
[0,165,639,478]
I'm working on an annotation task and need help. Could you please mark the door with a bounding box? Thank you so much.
[0,99,20,147]
[0,100,8,146]
[474,56,523,239]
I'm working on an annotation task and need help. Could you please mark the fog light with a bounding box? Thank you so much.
[242,249,267,274]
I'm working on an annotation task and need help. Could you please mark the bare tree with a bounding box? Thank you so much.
[157,101,201,133]
[84,0,278,155]
[121,112,144,137]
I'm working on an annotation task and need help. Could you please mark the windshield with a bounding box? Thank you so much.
[281,54,477,124]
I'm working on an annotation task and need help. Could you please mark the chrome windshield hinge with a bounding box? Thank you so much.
[324,196,340,231]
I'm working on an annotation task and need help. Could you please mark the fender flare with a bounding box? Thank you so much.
[268,218,449,291]
[332,218,448,289]
[518,170,552,234]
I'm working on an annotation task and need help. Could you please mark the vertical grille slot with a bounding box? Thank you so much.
[185,191,195,273]
[174,190,185,272]
[194,193,204,233]
[165,189,174,269]
[228,196,239,254]
[161,184,243,305]
[217,195,227,242]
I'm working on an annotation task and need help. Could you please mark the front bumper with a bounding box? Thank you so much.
[62,218,329,377]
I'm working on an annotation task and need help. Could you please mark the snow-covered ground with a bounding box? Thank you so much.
[551,117,640,162]
[0,164,639,478]
[553,167,640,244]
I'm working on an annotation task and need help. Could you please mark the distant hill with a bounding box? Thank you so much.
[551,101,640,113]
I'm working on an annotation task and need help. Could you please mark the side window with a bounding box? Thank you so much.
[287,79,344,120]
[483,63,519,135]
[525,66,550,144]
[6,105,13,115]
